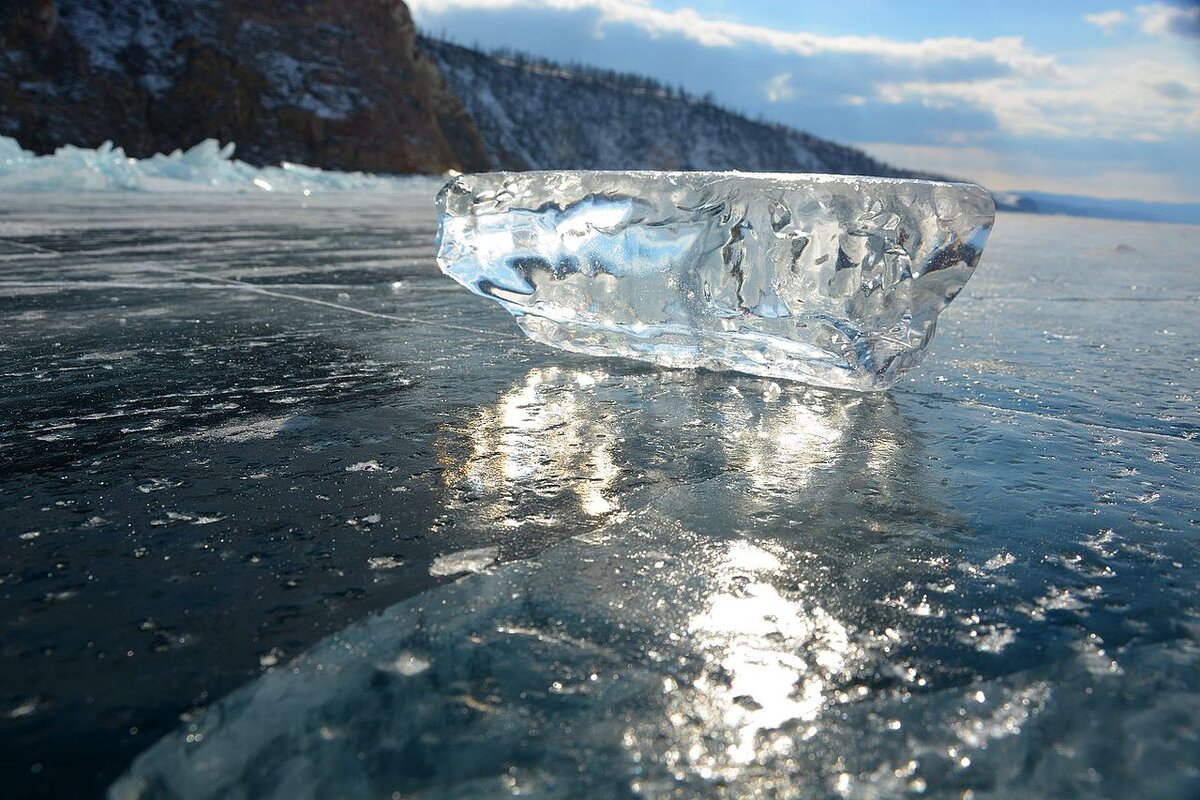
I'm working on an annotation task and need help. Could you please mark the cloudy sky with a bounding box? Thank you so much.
[409,0,1200,202]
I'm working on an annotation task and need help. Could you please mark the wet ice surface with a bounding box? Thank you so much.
[0,194,1197,799]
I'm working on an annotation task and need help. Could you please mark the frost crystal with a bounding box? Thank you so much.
[436,171,994,390]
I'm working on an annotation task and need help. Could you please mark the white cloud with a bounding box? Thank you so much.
[411,0,1200,163]
[409,0,1058,77]
[873,49,1200,141]
[1138,2,1200,39]
[859,142,1197,202]
[1083,10,1127,33]
[765,72,795,102]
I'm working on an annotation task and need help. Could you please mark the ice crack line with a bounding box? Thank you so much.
[0,237,64,255]
[971,294,1197,303]
[138,264,521,339]
[912,391,1198,447]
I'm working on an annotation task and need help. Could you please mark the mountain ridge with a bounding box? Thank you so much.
[2,1,1193,223]
[421,36,945,180]
[996,190,1200,225]
[0,0,490,173]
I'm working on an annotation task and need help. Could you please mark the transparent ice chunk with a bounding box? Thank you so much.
[436,171,994,390]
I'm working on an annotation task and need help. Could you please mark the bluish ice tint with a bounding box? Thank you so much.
[112,353,1200,799]
[0,191,1194,799]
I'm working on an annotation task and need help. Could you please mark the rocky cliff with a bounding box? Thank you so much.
[422,37,937,178]
[0,1,939,180]
[0,0,490,173]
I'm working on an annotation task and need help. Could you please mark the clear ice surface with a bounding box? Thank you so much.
[1,192,1196,799]
[437,171,994,390]
[0,135,436,194]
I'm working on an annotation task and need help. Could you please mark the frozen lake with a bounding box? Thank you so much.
[1,192,1197,798]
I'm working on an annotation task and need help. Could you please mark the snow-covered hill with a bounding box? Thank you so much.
[2,1,939,180]
[422,37,937,178]
[0,0,489,174]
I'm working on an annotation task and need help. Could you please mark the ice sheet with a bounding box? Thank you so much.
[110,362,1200,799]
[0,193,1195,799]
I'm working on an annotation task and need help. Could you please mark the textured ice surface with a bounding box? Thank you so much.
[109,361,1200,800]
[2,194,1197,799]
[437,171,994,390]
[0,135,435,193]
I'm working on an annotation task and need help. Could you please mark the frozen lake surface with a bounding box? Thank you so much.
[0,192,1197,799]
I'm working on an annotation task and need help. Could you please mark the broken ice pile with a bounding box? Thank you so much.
[436,171,994,391]
[0,135,434,194]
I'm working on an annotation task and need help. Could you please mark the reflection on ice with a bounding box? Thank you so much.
[111,366,1200,799]
[443,368,622,521]
[438,365,903,534]
[680,542,852,769]
[430,368,909,787]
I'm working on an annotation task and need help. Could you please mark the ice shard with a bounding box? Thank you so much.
[436,171,994,391]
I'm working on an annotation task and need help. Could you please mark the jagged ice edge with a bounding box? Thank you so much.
[0,135,443,194]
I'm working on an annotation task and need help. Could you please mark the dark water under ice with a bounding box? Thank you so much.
[0,193,1197,799]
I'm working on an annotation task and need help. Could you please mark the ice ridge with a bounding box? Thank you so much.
[0,136,438,194]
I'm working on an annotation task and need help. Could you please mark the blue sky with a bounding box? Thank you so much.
[409,0,1200,202]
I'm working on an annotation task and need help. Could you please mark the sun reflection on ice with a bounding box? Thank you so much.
[662,539,860,778]
[440,366,621,524]
[689,543,852,762]
[437,365,945,790]
[716,385,854,495]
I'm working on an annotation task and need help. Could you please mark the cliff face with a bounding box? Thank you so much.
[0,1,938,179]
[423,37,937,179]
[0,0,490,173]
